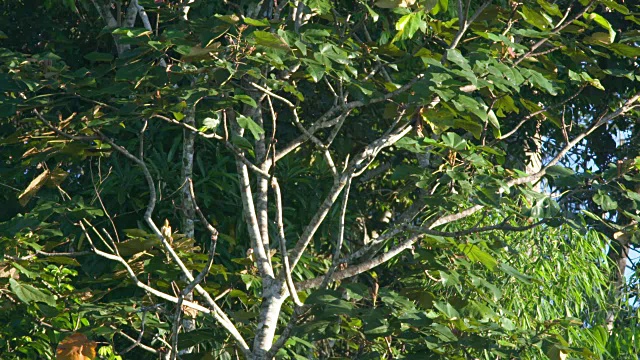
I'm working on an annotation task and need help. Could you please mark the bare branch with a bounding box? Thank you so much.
[80,221,210,315]
[33,110,98,141]
[229,110,274,279]
[320,176,352,290]
[272,178,303,306]
[120,311,149,354]
[184,179,219,297]
[276,75,425,161]
[497,85,586,141]
[3,251,91,262]
[95,132,252,357]
[443,0,492,63]
[115,327,158,354]
[288,124,413,270]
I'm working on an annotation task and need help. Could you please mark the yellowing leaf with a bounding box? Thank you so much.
[182,300,200,318]
[18,168,50,206]
[56,333,97,360]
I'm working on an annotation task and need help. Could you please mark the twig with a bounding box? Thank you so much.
[3,251,91,262]
[120,311,148,354]
[184,178,219,297]
[442,0,493,64]
[297,90,640,290]
[288,124,413,270]
[114,327,158,354]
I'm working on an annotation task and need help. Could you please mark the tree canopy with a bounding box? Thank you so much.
[1,0,640,359]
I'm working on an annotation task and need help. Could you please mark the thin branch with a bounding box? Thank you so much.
[229,110,274,279]
[170,294,183,360]
[496,85,586,141]
[407,218,546,238]
[33,110,98,141]
[443,0,493,63]
[514,0,596,66]
[95,132,252,357]
[115,328,158,354]
[3,251,91,262]
[276,75,425,161]
[249,82,295,108]
[184,179,219,297]
[151,114,270,178]
[80,221,210,315]
[120,311,148,354]
[272,178,303,306]
[288,125,413,270]
[320,176,352,290]
[297,91,640,290]
[266,305,309,358]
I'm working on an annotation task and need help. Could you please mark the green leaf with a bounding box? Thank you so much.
[458,244,498,271]
[84,52,114,62]
[173,111,185,121]
[520,5,552,29]
[430,323,458,342]
[537,0,562,17]
[302,59,325,82]
[9,278,56,306]
[593,191,618,211]
[362,2,379,22]
[441,132,467,150]
[530,197,560,218]
[585,13,616,43]
[607,43,640,57]
[523,69,557,95]
[237,115,265,139]
[499,263,533,284]
[546,165,574,177]
[433,301,460,319]
[252,31,289,50]
[392,12,426,42]
[233,94,257,108]
[445,49,471,70]
[244,17,270,27]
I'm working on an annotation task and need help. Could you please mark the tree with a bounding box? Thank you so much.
[1,0,640,359]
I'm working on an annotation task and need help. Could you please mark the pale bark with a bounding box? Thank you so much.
[179,105,197,353]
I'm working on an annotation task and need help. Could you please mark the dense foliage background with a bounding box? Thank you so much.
[1,0,640,359]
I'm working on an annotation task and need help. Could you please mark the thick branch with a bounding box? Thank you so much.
[288,125,413,270]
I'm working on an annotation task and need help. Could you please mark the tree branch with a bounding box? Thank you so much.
[296,90,640,290]
[272,178,303,306]
[514,0,596,66]
[95,131,252,357]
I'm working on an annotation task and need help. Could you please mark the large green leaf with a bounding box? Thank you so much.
[236,115,265,139]
[9,279,56,306]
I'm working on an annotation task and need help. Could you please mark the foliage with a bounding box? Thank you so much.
[1,0,640,359]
